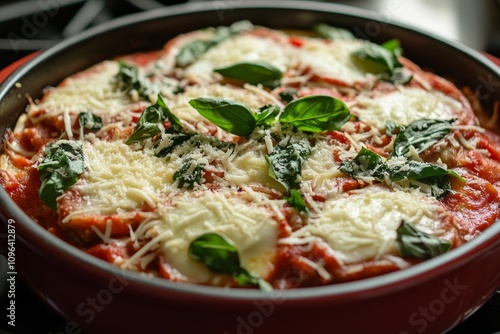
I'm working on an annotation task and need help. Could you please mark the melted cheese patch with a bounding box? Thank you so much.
[301,138,349,198]
[64,140,176,221]
[297,186,447,264]
[185,34,293,83]
[352,87,463,130]
[133,190,281,282]
[297,38,375,85]
[29,61,131,122]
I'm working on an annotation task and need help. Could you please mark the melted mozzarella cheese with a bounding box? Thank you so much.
[297,38,375,85]
[62,140,176,222]
[351,87,463,130]
[288,185,449,264]
[185,34,294,83]
[300,138,350,199]
[126,189,282,282]
[28,61,132,123]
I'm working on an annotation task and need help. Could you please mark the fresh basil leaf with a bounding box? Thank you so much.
[174,158,205,189]
[396,221,452,259]
[189,233,272,291]
[284,189,308,212]
[78,111,102,131]
[279,95,351,133]
[176,40,215,67]
[338,147,387,180]
[254,105,280,128]
[266,140,312,192]
[214,61,283,88]
[339,147,463,198]
[154,133,193,157]
[391,119,454,158]
[176,21,253,67]
[388,160,463,183]
[126,95,181,144]
[313,23,355,40]
[115,61,152,99]
[385,120,406,136]
[381,38,403,55]
[189,97,256,136]
[189,233,241,273]
[38,140,87,210]
[351,43,397,74]
[279,89,298,103]
[351,39,412,84]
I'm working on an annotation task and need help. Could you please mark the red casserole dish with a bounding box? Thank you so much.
[0,2,499,333]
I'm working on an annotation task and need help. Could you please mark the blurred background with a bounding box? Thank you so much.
[0,0,499,333]
[0,0,500,68]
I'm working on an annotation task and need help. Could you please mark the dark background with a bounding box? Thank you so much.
[0,1,499,333]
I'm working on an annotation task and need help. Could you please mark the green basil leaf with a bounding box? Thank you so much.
[78,111,102,131]
[189,97,256,136]
[254,105,280,128]
[284,189,308,212]
[381,38,402,55]
[176,21,254,67]
[313,23,355,40]
[154,133,193,157]
[189,232,272,290]
[279,95,351,133]
[266,140,312,192]
[351,43,397,74]
[338,147,387,180]
[339,147,463,198]
[115,61,152,99]
[214,61,283,88]
[38,140,87,210]
[391,119,454,158]
[174,158,205,189]
[351,39,412,84]
[176,40,216,67]
[189,233,241,274]
[126,95,181,144]
[396,221,452,259]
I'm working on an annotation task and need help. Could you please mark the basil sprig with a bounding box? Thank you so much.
[396,221,452,259]
[313,23,355,40]
[214,61,283,88]
[38,140,87,210]
[266,140,311,212]
[126,95,182,144]
[390,119,454,158]
[189,95,351,137]
[339,147,463,198]
[176,20,253,67]
[351,39,412,84]
[79,111,102,131]
[115,61,154,99]
[189,233,273,291]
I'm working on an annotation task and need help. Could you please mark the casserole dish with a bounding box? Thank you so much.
[1,1,499,333]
